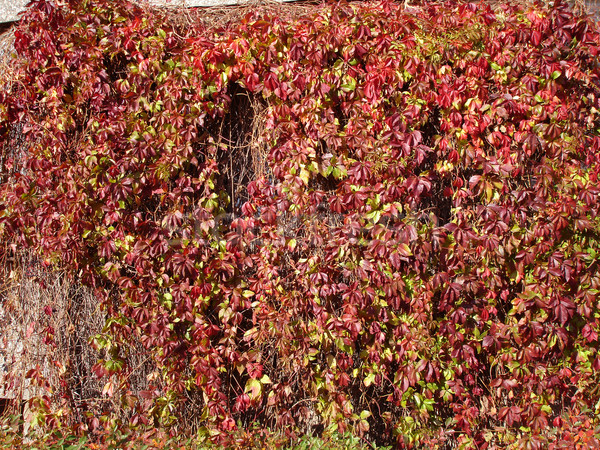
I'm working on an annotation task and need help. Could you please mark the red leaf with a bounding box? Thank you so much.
[247,363,263,379]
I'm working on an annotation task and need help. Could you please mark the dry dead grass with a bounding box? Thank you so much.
[0,249,161,431]
[0,25,15,90]
[155,0,317,35]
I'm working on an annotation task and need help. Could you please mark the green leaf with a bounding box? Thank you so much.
[299,167,310,184]
[398,243,412,257]
[245,378,262,400]
[364,372,376,387]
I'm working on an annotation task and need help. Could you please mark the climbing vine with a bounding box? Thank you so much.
[2,0,600,446]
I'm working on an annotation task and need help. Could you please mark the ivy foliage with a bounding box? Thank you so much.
[2,0,600,447]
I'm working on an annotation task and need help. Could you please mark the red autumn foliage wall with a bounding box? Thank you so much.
[1,0,600,447]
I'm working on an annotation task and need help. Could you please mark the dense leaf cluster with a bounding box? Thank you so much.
[2,0,600,446]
